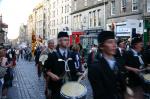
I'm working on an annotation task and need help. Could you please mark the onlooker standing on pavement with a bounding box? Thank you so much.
[34,46,42,77]
[39,39,55,98]
[20,48,23,59]
[0,49,13,99]
[27,47,32,62]
[15,48,20,62]
[0,49,6,98]
[88,31,127,99]
[45,32,78,99]
[11,48,16,68]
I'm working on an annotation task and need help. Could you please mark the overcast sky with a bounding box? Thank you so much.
[0,0,41,39]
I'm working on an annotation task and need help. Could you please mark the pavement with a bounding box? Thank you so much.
[7,59,93,99]
[8,59,45,99]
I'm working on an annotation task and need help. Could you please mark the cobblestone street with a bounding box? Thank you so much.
[8,59,45,99]
[7,59,93,99]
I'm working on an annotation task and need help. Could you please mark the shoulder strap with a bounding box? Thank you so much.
[53,50,61,59]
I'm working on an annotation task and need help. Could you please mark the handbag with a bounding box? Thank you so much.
[0,65,7,78]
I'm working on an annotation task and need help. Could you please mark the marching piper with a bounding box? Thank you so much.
[115,39,127,65]
[88,31,127,99]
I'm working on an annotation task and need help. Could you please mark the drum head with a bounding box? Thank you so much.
[143,74,150,82]
[60,82,87,98]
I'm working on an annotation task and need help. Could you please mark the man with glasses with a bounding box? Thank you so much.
[45,32,78,99]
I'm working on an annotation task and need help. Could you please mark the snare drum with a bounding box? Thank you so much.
[143,74,150,82]
[140,71,150,93]
[60,82,87,99]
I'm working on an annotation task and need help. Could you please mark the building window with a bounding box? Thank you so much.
[67,5,69,12]
[50,21,51,26]
[57,19,58,25]
[76,16,78,29]
[93,11,96,27]
[89,12,92,27]
[57,28,58,34]
[111,1,115,15]
[77,15,79,29]
[53,2,55,8]
[132,0,138,11]
[121,0,127,12]
[97,10,101,26]
[73,16,75,29]
[147,0,150,12]
[65,16,66,24]
[84,0,87,6]
[67,16,69,24]
[61,17,63,24]
[62,7,63,13]
[79,14,82,29]
[65,6,67,13]
[54,29,55,35]
[74,0,77,11]
[53,11,55,17]
[57,0,59,4]
[54,20,55,26]
[57,9,58,15]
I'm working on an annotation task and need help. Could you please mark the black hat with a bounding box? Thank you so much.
[131,37,143,46]
[117,39,124,46]
[57,32,69,38]
[98,31,115,44]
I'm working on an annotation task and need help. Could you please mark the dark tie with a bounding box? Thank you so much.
[121,49,124,56]
[63,51,66,60]
[113,62,119,74]
[137,52,141,56]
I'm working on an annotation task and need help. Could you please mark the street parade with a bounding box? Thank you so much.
[1,0,150,99]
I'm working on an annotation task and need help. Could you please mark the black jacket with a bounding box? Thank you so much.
[45,49,78,89]
[115,48,126,65]
[88,57,127,99]
[124,49,145,87]
[115,48,126,58]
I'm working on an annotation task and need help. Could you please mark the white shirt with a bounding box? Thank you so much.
[59,48,68,58]
[104,56,116,70]
[131,49,144,67]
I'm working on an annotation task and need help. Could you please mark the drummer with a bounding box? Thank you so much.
[124,37,145,99]
[88,31,127,99]
[45,32,78,99]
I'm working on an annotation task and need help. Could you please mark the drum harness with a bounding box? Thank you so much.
[56,51,72,83]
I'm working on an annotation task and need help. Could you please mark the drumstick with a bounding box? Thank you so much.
[77,69,88,83]
[139,68,150,73]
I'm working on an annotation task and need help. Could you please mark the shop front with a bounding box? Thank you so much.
[116,25,131,41]
[69,32,84,45]
[80,29,103,49]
